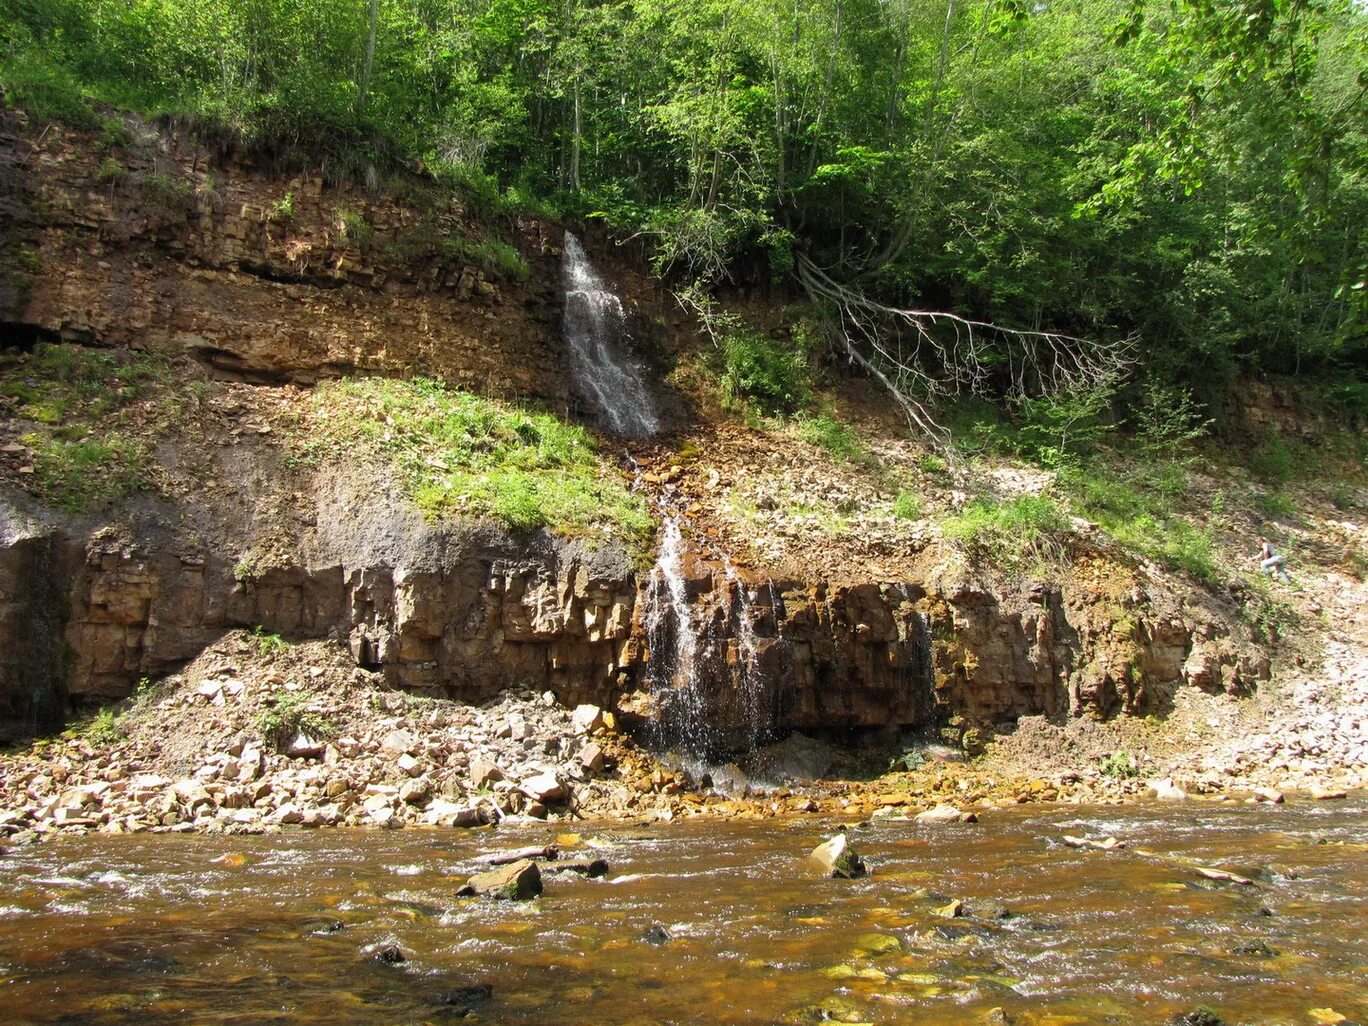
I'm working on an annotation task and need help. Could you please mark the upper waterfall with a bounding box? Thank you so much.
[561,232,660,437]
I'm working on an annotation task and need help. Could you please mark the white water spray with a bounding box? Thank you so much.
[562,232,660,437]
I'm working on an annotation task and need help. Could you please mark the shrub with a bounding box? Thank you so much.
[250,626,288,656]
[719,329,810,416]
[270,191,295,222]
[1249,431,1293,484]
[1099,750,1140,778]
[256,689,333,750]
[83,708,124,745]
[334,206,374,250]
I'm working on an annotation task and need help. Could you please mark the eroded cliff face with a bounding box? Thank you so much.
[0,505,1263,748]
[0,105,669,417]
[0,107,1267,750]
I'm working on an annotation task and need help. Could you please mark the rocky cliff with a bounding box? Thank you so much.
[0,107,1267,752]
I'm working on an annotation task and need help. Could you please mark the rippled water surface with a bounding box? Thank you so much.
[2,800,1365,1025]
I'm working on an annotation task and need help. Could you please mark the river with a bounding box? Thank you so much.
[2,799,1364,1025]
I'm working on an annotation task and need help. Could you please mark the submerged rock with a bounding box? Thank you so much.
[458,859,542,900]
[1169,1006,1227,1026]
[435,983,493,1014]
[640,924,671,945]
[809,832,867,879]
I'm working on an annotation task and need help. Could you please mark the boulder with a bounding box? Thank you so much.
[520,771,564,803]
[542,859,610,879]
[572,704,606,734]
[1148,778,1188,801]
[469,757,504,790]
[809,833,867,879]
[423,800,485,828]
[753,733,834,783]
[398,779,430,805]
[381,729,418,757]
[578,742,606,773]
[458,859,542,900]
[914,804,967,824]
[284,732,325,760]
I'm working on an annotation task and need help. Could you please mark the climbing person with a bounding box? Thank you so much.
[1256,538,1291,583]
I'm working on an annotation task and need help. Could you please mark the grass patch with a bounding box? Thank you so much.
[1061,464,1218,582]
[798,414,867,464]
[307,378,652,545]
[941,495,1069,574]
[2,344,166,513]
[22,432,147,513]
[891,492,922,520]
[2,343,166,423]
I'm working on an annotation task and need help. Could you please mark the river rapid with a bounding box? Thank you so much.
[2,799,1364,1026]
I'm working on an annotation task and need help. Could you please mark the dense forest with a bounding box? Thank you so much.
[2,0,1365,408]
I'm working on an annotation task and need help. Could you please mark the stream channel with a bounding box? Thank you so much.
[2,798,1365,1025]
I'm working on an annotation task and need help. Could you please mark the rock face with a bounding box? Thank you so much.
[0,514,1264,749]
[0,107,1267,750]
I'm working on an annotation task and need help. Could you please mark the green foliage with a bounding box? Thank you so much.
[889,749,926,772]
[798,415,866,464]
[891,492,922,521]
[1009,382,1118,470]
[22,433,146,513]
[941,495,1070,574]
[82,708,125,745]
[334,206,373,249]
[1130,380,1212,457]
[1062,464,1218,582]
[256,689,333,751]
[1248,431,1294,485]
[95,157,127,185]
[270,192,296,223]
[0,0,1362,388]
[309,378,652,545]
[719,329,810,417]
[1098,750,1141,779]
[250,626,288,656]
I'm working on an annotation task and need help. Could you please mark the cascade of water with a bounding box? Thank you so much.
[561,232,660,437]
[722,557,769,753]
[643,515,710,754]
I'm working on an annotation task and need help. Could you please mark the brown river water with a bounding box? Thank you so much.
[2,799,1365,1026]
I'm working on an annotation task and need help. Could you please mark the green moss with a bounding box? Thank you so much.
[307,378,652,546]
[891,492,922,520]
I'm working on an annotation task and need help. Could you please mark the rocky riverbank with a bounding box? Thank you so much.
[1,627,1360,850]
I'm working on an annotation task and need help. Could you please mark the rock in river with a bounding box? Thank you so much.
[458,859,543,901]
[809,832,867,879]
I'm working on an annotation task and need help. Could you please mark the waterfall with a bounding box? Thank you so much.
[561,232,660,437]
[723,558,769,754]
[643,515,710,755]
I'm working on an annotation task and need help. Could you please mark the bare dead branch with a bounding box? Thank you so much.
[796,253,1137,442]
